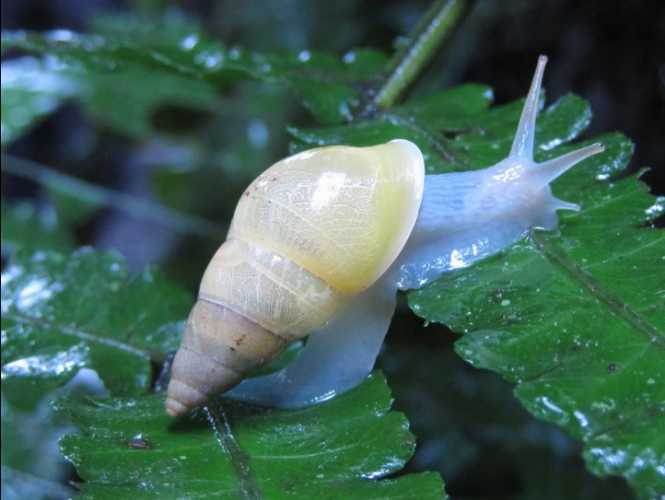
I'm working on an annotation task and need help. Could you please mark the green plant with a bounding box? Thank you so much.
[1,1,662,498]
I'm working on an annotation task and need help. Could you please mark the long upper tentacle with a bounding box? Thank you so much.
[510,55,548,160]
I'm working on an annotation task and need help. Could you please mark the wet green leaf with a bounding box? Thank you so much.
[0,249,189,497]
[2,249,445,497]
[289,90,590,174]
[410,174,664,498]
[381,317,634,499]
[1,249,190,411]
[0,57,78,146]
[0,50,220,141]
[57,373,444,499]
[399,108,664,497]
[0,16,387,142]
[291,76,663,496]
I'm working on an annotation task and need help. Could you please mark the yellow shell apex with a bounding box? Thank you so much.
[229,139,425,295]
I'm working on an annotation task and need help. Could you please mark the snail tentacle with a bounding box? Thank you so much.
[510,54,547,159]
[532,143,605,185]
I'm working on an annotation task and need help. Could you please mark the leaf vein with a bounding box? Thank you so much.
[532,231,665,347]
[4,310,151,359]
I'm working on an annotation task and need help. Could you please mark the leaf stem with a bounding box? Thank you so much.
[373,0,469,109]
[204,404,262,499]
[1,154,225,240]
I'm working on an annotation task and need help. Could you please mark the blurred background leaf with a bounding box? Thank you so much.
[1,199,74,255]
[1,15,388,135]
[2,394,74,499]
[0,56,78,146]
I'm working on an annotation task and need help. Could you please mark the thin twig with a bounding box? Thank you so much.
[372,0,469,110]
[1,154,225,240]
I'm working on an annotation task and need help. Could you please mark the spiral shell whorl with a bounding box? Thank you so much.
[165,299,286,416]
[229,140,425,294]
[200,239,346,339]
[165,239,348,416]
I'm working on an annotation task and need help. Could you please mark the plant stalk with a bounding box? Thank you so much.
[1,154,225,240]
[373,0,469,109]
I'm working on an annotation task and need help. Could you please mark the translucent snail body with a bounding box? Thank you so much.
[166,56,605,416]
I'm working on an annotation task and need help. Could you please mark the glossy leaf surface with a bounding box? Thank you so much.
[293,82,664,497]
[57,373,445,499]
[1,249,190,410]
[0,57,77,145]
[381,317,635,500]
[1,249,445,498]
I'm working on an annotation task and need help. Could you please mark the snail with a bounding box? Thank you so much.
[165,55,604,416]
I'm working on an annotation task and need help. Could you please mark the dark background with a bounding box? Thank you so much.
[3,0,663,188]
[2,1,663,498]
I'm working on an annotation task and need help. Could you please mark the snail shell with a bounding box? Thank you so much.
[165,141,425,416]
[166,55,605,415]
